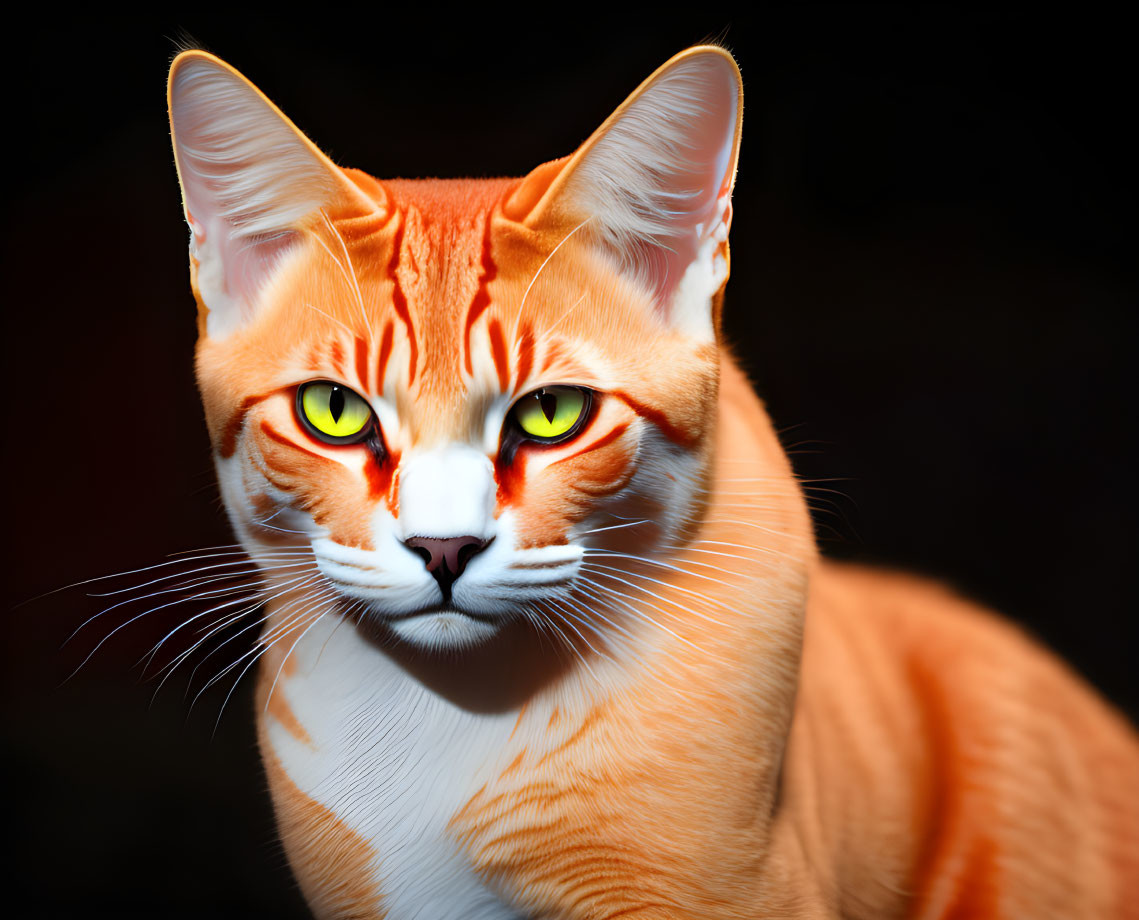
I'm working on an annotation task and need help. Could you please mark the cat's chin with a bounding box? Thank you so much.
[384,608,502,651]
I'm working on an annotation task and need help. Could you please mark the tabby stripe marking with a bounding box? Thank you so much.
[540,342,564,374]
[260,421,329,461]
[375,321,394,394]
[508,702,529,741]
[261,752,386,918]
[218,389,286,458]
[536,706,603,766]
[555,422,630,464]
[612,390,698,448]
[513,325,535,395]
[354,336,370,393]
[329,340,346,377]
[498,749,527,779]
[385,215,418,385]
[463,211,498,374]
[488,317,510,391]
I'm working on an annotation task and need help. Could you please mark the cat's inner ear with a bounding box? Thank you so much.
[511,47,742,337]
[168,51,373,338]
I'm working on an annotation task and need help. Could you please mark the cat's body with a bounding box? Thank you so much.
[168,46,1139,919]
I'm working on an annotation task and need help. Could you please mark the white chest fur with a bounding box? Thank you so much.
[261,615,531,920]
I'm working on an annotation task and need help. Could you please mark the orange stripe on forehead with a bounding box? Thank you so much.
[375,321,394,394]
[386,215,418,386]
[513,325,535,396]
[329,340,346,377]
[464,212,498,375]
[540,341,564,375]
[488,317,510,391]
[354,337,369,392]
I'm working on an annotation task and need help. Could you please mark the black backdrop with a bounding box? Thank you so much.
[3,10,1135,917]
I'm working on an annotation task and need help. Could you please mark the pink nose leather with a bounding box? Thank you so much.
[403,535,490,596]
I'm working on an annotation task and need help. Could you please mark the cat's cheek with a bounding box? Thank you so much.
[501,426,638,550]
[242,428,379,551]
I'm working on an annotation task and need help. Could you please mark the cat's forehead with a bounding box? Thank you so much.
[378,176,519,222]
[280,173,651,389]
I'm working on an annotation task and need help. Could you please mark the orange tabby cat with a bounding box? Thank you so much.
[167,45,1138,919]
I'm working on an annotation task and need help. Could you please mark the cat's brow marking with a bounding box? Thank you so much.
[384,212,418,386]
[462,210,499,376]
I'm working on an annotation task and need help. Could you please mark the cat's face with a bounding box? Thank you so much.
[172,48,741,651]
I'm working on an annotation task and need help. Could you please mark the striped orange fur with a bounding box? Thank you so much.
[168,44,1138,919]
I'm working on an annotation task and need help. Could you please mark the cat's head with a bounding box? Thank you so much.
[168,47,742,651]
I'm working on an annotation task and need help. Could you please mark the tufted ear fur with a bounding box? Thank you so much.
[168,51,374,338]
[509,46,743,337]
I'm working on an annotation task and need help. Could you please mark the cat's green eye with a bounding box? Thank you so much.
[512,386,590,442]
[296,382,374,444]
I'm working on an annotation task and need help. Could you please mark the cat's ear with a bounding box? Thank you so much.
[168,51,375,338]
[507,46,742,336]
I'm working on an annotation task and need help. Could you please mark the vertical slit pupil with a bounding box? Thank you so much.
[539,391,558,423]
[329,387,345,423]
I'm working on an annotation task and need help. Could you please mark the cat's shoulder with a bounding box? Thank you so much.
[805,558,1138,749]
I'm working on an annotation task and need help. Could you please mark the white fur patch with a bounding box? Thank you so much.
[398,445,497,540]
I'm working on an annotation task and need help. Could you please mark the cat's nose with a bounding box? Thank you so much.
[403,535,491,598]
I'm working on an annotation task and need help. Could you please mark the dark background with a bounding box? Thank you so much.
[3,9,1134,917]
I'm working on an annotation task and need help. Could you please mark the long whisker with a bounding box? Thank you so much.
[584,549,741,584]
[514,216,592,336]
[578,565,732,629]
[215,607,331,738]
[183,581,330,696]
[302,301,357,338]
[542,597,612,662]
[687,535,801,564]
[532,601,602,683]
[193,591,332,717]
[316,208,370,340]
[62,580,264,684]
[64,557,314,648]
[551,592,640,653]
[571,577,716,660]
[143,569,320,678]
[18,548,298,609]
[261,597,340,717]
[575,518,654,537]
[542,292,589,337]
[85,554,308,598]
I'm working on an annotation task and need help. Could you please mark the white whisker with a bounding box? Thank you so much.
[514,216,592,335]
[317,207,371,341]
